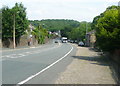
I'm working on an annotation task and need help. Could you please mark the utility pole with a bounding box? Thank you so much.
[13,11,19,49]
[85,22,88,46]
[13,13,16,49]
[86,22,87,34]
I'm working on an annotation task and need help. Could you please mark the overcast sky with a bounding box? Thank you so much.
[0,0,119,22]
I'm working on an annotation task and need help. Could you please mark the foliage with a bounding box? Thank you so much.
[68,21,92,41]
[0,9,2,33]
[2,3,29,41]
[29,19,80,38]
[30,20,92,41]
[29,19,80,31]
[32,25,48,44]
[92,5,120,52]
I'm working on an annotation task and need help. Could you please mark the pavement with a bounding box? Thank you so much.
[55,44,116,84]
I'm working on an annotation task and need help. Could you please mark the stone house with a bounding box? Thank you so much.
[85,30,96,47]
[25,24,38,46]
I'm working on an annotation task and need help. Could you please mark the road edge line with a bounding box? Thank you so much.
[18,44,73,85]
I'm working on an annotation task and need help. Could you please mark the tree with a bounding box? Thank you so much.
[32,25,48,44]
[68,21,92,41]
[29,19,80,32]
[2,7,13,39]
[93,5,120,52]
[12,3,29,39]
[0,9,2,33]
[2,3,29,45]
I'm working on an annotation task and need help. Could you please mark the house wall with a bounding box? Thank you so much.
[85,34,90,46]
[85,30,96,47]
[90,34,96,47]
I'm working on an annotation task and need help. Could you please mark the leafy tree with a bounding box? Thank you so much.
[2,7,13,39]
[29,19,80,31]
[32,25,48,44]
[12,3,29,38]
[68,21,92,41]
[61,26,75,37]
[93,5,120,52]
[2,3,29,45]
[29,19,80,40]
[0,9,1,41]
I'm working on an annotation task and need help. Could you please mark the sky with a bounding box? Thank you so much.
[0,0,119,22]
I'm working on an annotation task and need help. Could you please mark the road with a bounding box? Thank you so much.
[2,39,77,84]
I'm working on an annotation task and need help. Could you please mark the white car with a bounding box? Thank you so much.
[78,41,84,46]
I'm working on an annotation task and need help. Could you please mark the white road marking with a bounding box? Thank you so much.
[58,42,60,46]
[9,56,18,58]
[2,54,16,58]
[17,54,26,57]
[30,47,36,48]
[0,58,5,61]
[1,46,40,52]
[2,42,62,60]
[22,52,31,56]
[18,45,73,85]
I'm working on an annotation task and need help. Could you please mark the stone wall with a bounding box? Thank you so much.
[0,42,1,48]
[109,49,120,84]
[31,35,38,46]
[2,38,13,48]
[2,35,38,48]
[19,35,28,46]
[111,49,120,64]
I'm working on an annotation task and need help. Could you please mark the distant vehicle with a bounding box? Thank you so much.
[67,40,71,42]
[55,40,58,43]
[61,37,67,43]
[70,40,74,43]
[78,41,84,46]
[74,40,78,43]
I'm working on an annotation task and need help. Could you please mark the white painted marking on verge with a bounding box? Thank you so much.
[2,43,62,60]
[58,42,61,46]
[1,59,6,61]
[30,47,36,48]
[18,44,73,85]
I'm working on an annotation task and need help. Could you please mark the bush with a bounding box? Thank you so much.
[92,6,120,52]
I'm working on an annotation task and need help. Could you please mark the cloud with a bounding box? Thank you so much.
[105,0,119,3]
[1,0,119,21]
[0,0,4,8]
[0,3,2,9]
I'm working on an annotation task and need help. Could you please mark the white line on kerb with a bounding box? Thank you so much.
[18,45,73,85]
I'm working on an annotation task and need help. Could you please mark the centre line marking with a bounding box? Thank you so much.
[18,44,73,85]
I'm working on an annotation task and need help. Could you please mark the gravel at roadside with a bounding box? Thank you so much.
[55,44,116,84]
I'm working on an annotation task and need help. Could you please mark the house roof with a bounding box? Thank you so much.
[86,30,96,35]
[29,24,35,30]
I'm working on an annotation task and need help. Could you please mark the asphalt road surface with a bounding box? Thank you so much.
[2,39,77,84]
